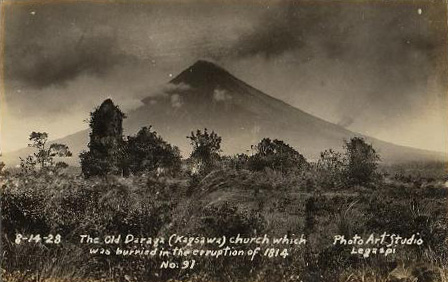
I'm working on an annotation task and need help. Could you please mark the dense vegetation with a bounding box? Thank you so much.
[1,99,447,282]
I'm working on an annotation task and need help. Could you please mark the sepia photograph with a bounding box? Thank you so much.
[0,0,447,281]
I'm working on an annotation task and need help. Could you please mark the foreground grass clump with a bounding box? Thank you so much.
[1,163,448,282]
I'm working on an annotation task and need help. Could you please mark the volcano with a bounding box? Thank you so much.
[2,60,445,165]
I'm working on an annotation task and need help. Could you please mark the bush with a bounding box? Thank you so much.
[343,137,380,186]
[248,138,308,173]
[222,154,250,170]
[200,202,265,237]
[187,128,222,174]
[125,126,182,175]
[316,149,345,188]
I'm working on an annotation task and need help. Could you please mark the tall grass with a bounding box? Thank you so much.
[1,164,447,282]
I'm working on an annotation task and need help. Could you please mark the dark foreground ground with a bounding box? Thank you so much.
[1,162,447,282]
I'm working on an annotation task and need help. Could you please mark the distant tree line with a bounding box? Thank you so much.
[18,98,380,186]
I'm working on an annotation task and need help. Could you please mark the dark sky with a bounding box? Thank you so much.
[1,0,447,153]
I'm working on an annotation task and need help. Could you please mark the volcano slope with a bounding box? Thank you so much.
[2,60,445,166]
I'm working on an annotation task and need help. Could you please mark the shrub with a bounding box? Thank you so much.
[222,154,249,170]
[197,202,267,281]
[316,149,345,188]
[125,126,181,175]
[248,138,308,173]
[200,201,265,237]
[187,128,222,174]
[343,137,380,186]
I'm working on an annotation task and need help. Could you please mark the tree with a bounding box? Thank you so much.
[248,138,308,173]
[187,128,222,173]
[19,131,72,172]
[343,137,380,185]
[316,149,345,188]
[126,126,181,174]
[80,99,126,178]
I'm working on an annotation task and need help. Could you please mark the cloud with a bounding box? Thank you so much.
[229,1,444,79]
[141,83,192,105]
[170,94,182,108]
[213,88,232,102]
[139,83,191,109]
[6,31,139,89]
[2,1,447,153]
[230,1,339,59]
[227,2,447,122]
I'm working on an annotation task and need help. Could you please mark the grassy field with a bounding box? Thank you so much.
[1,162,447,282]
